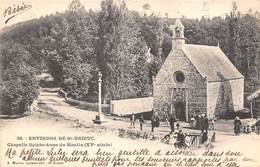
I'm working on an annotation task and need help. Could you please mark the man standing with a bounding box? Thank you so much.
[196,114,202,130]
[151,115,156,132]
[169,114,176,133]
[201,114,209,133]
[139,115,144,131]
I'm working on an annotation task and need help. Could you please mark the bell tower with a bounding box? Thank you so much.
[171,18,185,50]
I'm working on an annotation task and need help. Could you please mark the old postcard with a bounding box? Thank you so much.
[0,0,260,166]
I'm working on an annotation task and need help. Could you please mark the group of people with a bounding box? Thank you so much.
[192,114,209,133]
[130,113,161,132]
[130,112,180,133]
[130,112,209,134]
[128,111,259,150]
[233,116,258,135]
[129,113,144,130]
[129,112,211,149]
[166,114,180,133]
[190,114,210,143]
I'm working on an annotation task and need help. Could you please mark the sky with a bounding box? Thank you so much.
[0,0,260,30]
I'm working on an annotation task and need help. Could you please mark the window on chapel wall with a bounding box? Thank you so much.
[174,71,185,83]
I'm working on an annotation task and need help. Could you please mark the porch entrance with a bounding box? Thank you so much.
[170,88,188,121]
[174,101,186,121]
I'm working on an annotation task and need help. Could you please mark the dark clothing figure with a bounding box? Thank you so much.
[234,117,242,136]
[176,122,180,130]
[139,116,144,131]
[151,116,157,132]
[196,115,202,130]
[201,131,208,144]
[155,116,160,127]
[245,125,252,133]
[201,117,209,133]
[174,131,186,149]
[169,116,176,133]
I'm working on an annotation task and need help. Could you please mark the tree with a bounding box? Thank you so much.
[68,0,84,12]
[239,14,259,92]
[142,3,151,11]
[0,42,39,115]
[43,15,95,100]
[140,15,165,74]
[228,1,241,66]
[96,0,150,100]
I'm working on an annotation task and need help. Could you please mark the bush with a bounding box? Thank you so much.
[1,67,39,115]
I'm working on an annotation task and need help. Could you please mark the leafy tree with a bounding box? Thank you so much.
[228,2,241,66]
[68,0,84,12]
[142,3,151,11]
[96,0,151,100]
[0,43,39,115]
[140,14,165,74]
[43,15,95,99]
[239,14,259,91]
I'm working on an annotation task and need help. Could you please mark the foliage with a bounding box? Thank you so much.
[140,14,165,74]
[96,0,151,100]
[43,9,97,100]
[0,43,39,115]
[0,0,259,115]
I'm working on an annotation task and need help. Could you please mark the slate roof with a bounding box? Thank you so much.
[182,44,244,82]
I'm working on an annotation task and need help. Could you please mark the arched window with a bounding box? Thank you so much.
[174,71,185,83]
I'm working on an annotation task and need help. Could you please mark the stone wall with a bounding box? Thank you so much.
[207,78,244,119]
[153,48,207,120]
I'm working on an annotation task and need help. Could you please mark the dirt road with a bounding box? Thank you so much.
[1,90,260,167]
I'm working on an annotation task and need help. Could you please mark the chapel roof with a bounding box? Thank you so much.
[182,44,244,82]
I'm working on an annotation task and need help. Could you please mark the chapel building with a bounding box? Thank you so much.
[153,18,244,121]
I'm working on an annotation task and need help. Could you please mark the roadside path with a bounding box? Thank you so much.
[38,89,253,139]
[37,89,204,135]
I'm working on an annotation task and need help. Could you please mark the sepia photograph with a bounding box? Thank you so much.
[0,0,260,166]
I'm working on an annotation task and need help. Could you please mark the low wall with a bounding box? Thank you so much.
[65,98,110,113]
[110,97,153,116]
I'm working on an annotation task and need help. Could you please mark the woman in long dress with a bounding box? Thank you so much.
[234,116,242,136]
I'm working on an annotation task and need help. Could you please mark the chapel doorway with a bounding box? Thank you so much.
[174,101,186,121]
